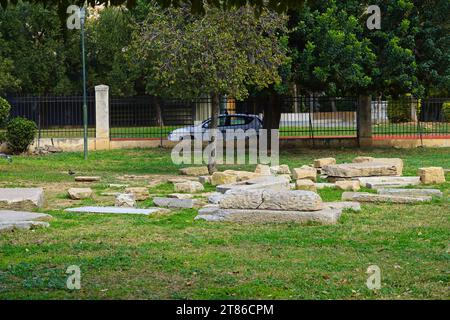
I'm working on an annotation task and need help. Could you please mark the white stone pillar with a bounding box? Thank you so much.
[95,85,110,150]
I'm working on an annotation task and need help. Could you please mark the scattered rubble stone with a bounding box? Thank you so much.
[179,166,209,176]
[115,193,136,207]
[125,187,149,201]
[292,166,317,181]
[418,167,446,185]
[0,188,44,210]
[335,180,361,191]
[153,197,195,209]
[295,179,317,192]
[68,188,93,200]
[174,181,204,193]
[313,158,336,168]
[342,192,432,203]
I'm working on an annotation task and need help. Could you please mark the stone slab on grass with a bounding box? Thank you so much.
[216,176,290,194]
[313,158,336,168]
[65,206,166,215]
[377,188,443,198]
[196,205,341,225]
[342,192,432,204]
[335,180,360,191]
[179,166,209,176]
[75,176,101,182]
[219,189,323,211]
[357,176,421,188]
[0,221,49,232]
[418,167,446,184]
[324,201,361,212]
[0,210,52,233]
[322,162,398,178]
[68,188,93,200]
[0,188,44,210]
[174,181,204,193]
[153,197,195,209]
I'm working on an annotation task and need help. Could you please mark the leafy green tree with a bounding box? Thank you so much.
[132,4,288,172]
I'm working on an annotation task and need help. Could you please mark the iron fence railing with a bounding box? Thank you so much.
[5,95,449,141]
[6,95,96,138]
[371,97,450,138]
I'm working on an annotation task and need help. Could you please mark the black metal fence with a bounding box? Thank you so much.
[5,95,449,141]
[372,97,450,138]
[109,95,359,140]
[6,95,96,138]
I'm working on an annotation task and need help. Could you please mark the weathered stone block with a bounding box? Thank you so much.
[377,188,443,198]
[342,192,432,203]
[196,205,340,224]
[295,179,317,192]
[357,176,421,188]
[270,164,291,175]
[68,188,93,200]
[198,175,212,184]
[219,189,322,211]
[335,180,360,191]
[75,176,101,182]
[125,187,149,201]
[174,181,204,193]
[322,162,398,178]
[211,172,238,186]
[313,158,336,168]
[0,188,44,210]
[418,167,446,184]
[115,193,136,207]
[179,166,209,176]
[292,166,317,181]
[168,193,193,199]
[223,170,260,181]
[153,197,195,209]
[254,164,271,175]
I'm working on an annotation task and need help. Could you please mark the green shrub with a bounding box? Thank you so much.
[387,97,418,123]
[0,97,11,125]
[442,102,450,122]
[6,117,37,154]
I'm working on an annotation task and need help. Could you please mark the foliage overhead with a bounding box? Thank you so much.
[131,4,289,100]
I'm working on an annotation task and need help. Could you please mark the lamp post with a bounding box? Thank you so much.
[80,7,88,160]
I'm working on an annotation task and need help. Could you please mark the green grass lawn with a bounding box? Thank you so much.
[0,147,449,299]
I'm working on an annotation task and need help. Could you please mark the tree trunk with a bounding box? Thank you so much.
[263,90,282,152]
[207,92,220,174]
[153,96,164,127]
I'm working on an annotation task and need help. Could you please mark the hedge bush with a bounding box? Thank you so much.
[0,97,11,125]
[443,102,450,122]
[6,117,37,153]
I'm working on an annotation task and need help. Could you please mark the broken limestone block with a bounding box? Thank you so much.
[353,157,403,176]
[211,172,238,186]
[179,166,209,176]
[64,206,167,215]
[0,210,52,233]
[418,167,446,185]
[168,193,193,199]
[335,180,361,191]
[75,176,101,182]
[342,192,432,204]
[352,156,374,163]
[254,164,271,175]
[0,221,49,232]
[199,175,212,184]
[68,188,93,200]
[207,192,226,204]
[223,170,260,182]
[195,205,341,225]
[115,193,136,208]
[125,187,149,201]
[313,158,336,168]
[278,174,292,182]
[295,179,317,192]
[324,201,361,212]
[0,210,53,222]
[174,181,204,193]
[219,189,323,211]
[322,162,399,178]
[292,166,317,181]
[270,164,291,175]
[0,188,44,210]
[357,176,421,188]
[153,197,195,209]
[109,184,129,188]
[377,188,443,198]
[216,176,291,194]
[315,183,336,189]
